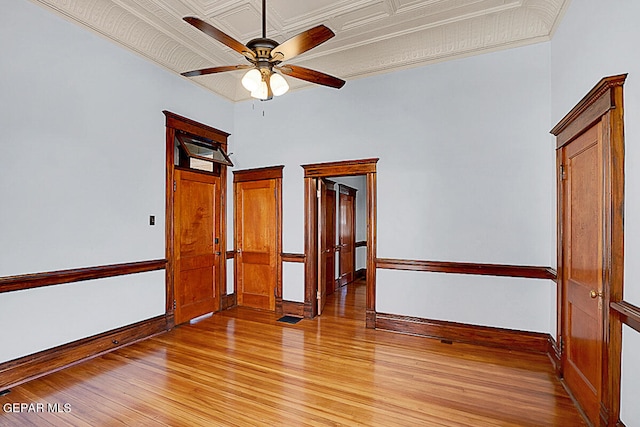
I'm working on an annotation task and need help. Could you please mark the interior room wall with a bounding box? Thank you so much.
[550,1,640,424]
[232,41,556,333]
[0,0,234,363]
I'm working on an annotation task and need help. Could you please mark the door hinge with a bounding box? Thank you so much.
[559,336,564,353]
[173,181,177,192]
[560,164,566,181]
[173,299,176,310]
[317,290,321,299]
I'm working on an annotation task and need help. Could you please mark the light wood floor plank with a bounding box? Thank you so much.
[1,280,585,426]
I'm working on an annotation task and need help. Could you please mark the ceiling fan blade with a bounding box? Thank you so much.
[181,65,252,77]
[183,17,255,60]
[271,25,335,62]
[277,65,345,89]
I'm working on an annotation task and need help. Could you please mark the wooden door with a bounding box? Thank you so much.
[317,179,328,315]
[235,177,278,311]
[174,169,221,324]
[560,123,604,425]
[324,187,336,296]
[338,188,355,287]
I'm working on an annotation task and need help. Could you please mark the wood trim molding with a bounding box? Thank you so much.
[551,75,627,427]
[281,253,306,263]
[164,111,230,327]
[303,158,377,325]
[550,74,627,147]
[338,183,357,196]
[611,301,640,334]
[281,300,305,317]
[355,241,367,248]
[163,111,230,143]
[376,258,557,281]
[0,315,169,391]
[233,165,284,183]
[0,259,167,294]
[221,293,237,310]
[375,312,551,354]
[302,158,379,178]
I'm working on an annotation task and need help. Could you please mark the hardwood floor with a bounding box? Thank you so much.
[1,280,585,426]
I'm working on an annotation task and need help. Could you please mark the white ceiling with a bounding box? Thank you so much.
[33,0,570,101]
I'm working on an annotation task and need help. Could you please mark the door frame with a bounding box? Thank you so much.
[233,165,283,312]
[550,75,626,426]
[302,158,378,327]
[163,111,230,329]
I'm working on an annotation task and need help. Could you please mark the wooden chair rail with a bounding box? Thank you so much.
[611,301,640,334]
[376,258,557,281]
[0,259,167,294]
[281,253,306,263]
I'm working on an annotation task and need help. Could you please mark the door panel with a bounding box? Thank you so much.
[174,169,220,324]
[562,123,603,425]
[236,179,277,310]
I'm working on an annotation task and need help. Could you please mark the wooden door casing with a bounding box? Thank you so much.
[551,75,626,426]
[164,111,230,330]
[301,159,378,323]
[174,169,221,325]
[560,123,603,425]
[234,167,282,311]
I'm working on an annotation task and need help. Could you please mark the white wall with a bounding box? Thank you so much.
[232,41,556,332]
[550,1,640,424]
[0,0,234,363]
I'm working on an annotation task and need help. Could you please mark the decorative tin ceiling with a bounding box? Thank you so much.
[32,0,570,101]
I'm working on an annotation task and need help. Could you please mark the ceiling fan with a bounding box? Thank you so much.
[181,0,346,101]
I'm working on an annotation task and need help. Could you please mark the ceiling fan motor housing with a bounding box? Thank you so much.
[247,38,281,65]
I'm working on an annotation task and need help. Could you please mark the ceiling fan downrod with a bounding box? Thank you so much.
[262,0,266,38]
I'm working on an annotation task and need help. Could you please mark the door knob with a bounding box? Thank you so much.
[590,290,603,299]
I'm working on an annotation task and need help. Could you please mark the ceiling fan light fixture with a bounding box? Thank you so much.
[241,69,262,92]
[270,72,289,96]
[251,80,269,100]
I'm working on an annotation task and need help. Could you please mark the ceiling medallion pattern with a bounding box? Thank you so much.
[33,0,570,101]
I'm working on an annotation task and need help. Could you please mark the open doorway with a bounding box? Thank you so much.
[301,158,378,328]
[317,177,367,315]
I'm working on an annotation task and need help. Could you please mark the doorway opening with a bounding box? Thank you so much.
[301,158,378,327]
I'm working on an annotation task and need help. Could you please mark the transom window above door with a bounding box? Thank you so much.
[175,132,233,174]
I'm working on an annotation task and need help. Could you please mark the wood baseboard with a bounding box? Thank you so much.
[375,312,551,354]
[355,268,366,280]
[0,315,170,391]
[221,293,236,310]
[281,300,305,317]
[547,336,561,375]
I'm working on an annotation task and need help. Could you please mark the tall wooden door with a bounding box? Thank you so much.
[560,123,604,425]
[234,170,280,311]
[174,169,221,324]
[324,185,336,297]
[317,179,328,315]
[338,187,355,287]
